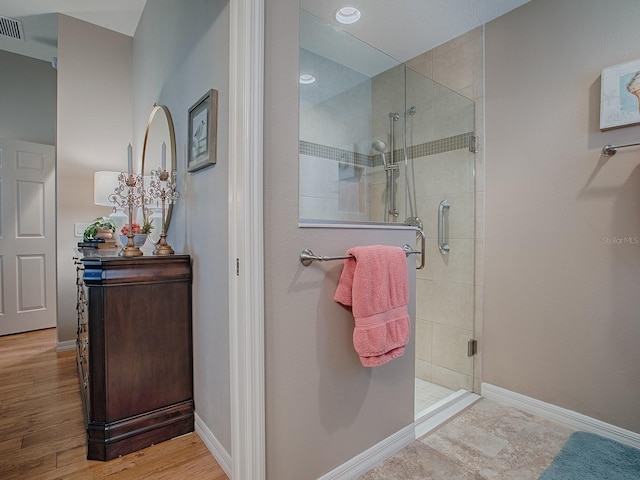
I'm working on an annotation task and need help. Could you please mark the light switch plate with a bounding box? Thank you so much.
[75,222,89,238]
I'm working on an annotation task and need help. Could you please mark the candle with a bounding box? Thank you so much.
[161,142,166,171]
[127,144,133,175]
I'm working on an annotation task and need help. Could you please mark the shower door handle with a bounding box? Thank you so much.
[416,228,426,270]
[438,199,450,254]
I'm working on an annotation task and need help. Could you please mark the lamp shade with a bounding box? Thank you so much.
[93,171,121,206]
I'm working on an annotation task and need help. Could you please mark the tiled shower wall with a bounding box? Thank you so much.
[299,67,372,223]
[405,26,484,394]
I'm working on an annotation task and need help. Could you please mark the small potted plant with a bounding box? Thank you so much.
[142,218,154,235]
[83,217,117,241]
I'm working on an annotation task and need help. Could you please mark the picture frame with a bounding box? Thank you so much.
[187,89,218,172]
[600,59,640,130]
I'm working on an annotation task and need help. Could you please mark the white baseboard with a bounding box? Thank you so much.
[194,412,232,478]
[414,390,481,439]
[481,383,640,449]
[317,389,481,480]
[56,340,76,352]
[317,424,415,480]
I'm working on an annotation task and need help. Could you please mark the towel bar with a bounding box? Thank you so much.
[602,141,640,156]
[300,244,420,267]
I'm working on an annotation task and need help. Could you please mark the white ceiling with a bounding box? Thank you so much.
[0,0,531,64]
[0,0,146,62]
[301,0,532,62]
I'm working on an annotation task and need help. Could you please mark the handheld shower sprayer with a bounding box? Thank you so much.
[372,140,388,169]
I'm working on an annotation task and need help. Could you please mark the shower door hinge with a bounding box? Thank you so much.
[469,135,478,153]
[467,339,478,357]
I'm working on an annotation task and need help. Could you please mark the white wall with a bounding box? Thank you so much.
[0,50,56,145]
[133,0,232,455]
[484,0,640,433]
[56,15,133,343]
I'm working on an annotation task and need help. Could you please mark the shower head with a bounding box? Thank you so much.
[371,140,387,153]
[371,140,388,168]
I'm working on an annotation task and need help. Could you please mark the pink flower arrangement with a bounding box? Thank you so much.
[120,220,154,235]
[120,223,142,235]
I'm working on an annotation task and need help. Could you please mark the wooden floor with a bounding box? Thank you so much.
[0,328,228,479]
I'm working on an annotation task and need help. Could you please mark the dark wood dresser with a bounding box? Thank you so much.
[75,253,193,461]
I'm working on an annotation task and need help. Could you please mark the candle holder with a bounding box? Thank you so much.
[148,168,179,255]
[109,172,149,257]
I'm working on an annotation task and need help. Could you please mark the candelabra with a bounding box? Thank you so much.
[148,168,179,255]
[108,172,149,257]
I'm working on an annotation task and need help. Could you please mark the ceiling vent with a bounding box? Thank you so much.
[0,15,25,41]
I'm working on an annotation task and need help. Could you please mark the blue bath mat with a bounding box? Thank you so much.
[539,431,640,480]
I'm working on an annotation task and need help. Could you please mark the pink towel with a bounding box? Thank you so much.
[334,245,411,367]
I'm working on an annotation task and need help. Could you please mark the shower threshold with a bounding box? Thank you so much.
[414,389,481,439]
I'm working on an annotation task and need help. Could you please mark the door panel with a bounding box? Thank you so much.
[0,138,56,336]
[18,180,46,235]
[17,255,47,311]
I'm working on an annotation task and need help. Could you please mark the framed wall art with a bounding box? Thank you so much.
[187,89,218,172]
[600,59,640,130]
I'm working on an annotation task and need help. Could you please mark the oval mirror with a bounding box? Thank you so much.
[142,104,177,244]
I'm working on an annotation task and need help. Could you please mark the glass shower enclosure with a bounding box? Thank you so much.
[299,9,476,417]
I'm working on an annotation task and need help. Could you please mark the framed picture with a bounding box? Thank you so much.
[187,89,218,172]
[600,59,640,130]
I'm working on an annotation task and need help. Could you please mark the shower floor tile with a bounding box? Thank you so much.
[415,377,455,415]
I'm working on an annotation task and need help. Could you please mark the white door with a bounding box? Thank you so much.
[0,138,56,336]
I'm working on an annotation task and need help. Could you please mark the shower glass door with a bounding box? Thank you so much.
[405,68,476,415]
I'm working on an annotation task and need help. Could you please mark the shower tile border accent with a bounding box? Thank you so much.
[407,133,472,160]
[299,140,371,167]
[299,132,474,167]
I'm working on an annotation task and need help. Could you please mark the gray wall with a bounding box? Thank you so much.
[56,15,133,343]
[132,0,232,455]
[484,0,640,433]
[265,0,416,478]
[0,50,56,145]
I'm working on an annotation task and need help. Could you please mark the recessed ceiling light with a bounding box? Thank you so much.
[335,6,361,25]
[299,74,316,84]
